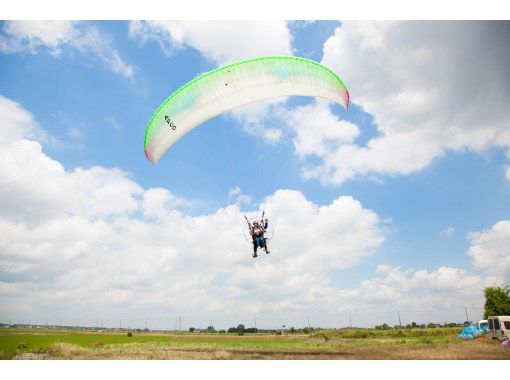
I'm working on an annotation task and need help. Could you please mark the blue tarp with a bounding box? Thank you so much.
[458,324,489,339]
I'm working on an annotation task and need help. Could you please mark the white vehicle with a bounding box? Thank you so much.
[487,316,510,340]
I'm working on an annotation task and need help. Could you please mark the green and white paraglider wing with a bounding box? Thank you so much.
[144,56,349,163]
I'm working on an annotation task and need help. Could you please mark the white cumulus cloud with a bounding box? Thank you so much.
[310,21,510,185]
[129,20,293,65]
[0,21,78,56]
[0,94,387,327]
[467,220,510,282]
[335,265,491,325]
[0,21,134,79]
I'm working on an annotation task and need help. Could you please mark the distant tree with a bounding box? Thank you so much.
[236,324,245,332]
[218,329,226,333]
[302,327,310,334]
[411,322,418,328]
[189,327,196,333]
[289,327,296,334]
[483,285,510,318]
[206,325,215,332]
[245,327,257,333]
[427,323,436,328]
[227,327,237,333]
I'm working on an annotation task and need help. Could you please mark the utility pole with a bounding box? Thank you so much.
[255,318,257,330]
[178,317,181,332]
[397,310,402,328]
[76,319,80,328]
[349,313,352,329]
[307,316,311,330]
[464,306,470,323]
[119,319,123,330]
[144,319,148,330]
[59,319,63,328]
[96,319,99,329]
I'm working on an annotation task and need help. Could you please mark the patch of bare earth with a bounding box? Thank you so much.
[13,353,50,360]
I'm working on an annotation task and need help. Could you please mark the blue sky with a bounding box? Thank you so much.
[0,21,509,329]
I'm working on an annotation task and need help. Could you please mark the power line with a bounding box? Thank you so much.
[174,151,223,195]
[221,123,239,189]
[192,131,228,194]
[8,306,485,331]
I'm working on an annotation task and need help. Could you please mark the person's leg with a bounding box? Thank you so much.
[252,238,257,257]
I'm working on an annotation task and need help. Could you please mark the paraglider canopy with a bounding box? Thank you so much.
[144,55,349,164]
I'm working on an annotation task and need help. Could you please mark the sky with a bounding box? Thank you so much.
[0,20,509,330]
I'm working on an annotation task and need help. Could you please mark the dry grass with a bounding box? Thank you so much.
[46,338,510,360]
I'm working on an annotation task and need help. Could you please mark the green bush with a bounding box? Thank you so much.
[18,342,29,349]
[127,331,133,337]
[419,337,434,345]
[311,327,458,340]
[316,332,330,341]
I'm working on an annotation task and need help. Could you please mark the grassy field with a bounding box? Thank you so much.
[1,327,509,360]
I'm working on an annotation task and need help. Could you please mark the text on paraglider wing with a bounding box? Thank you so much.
[164,116,177,130]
